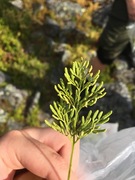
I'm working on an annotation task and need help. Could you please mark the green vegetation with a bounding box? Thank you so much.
[45,60,112,180]
[0,0,112,134]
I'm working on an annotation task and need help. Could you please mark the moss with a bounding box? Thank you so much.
[0,0,114,134]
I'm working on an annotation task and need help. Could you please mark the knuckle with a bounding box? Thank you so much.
[51,152,67,169]
[6,130,22,140]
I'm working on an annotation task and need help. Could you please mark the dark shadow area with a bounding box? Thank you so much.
[81,87,135,131]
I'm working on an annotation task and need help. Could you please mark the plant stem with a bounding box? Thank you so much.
[67,137,75,180]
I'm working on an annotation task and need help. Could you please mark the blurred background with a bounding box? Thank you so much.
[0,0,135,135]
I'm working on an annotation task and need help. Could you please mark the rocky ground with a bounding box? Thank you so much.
[0,0,135,132]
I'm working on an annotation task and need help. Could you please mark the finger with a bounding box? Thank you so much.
[14,171,42,180]
[1,130,77,180]
[17,136,77,180]
[21,127,71,154]
[21,127,80,171]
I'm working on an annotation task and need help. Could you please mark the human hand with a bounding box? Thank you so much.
[0,127,79,180]
[126,0,135,21]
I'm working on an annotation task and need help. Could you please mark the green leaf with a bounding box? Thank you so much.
[45,59,112,142]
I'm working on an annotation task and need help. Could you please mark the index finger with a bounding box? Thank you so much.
[21,127,80,171]
[1,130,78,180]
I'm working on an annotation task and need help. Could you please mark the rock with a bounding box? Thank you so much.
[0,84,28,113]
[112,59,135,84]
[7,119,24,130]
[0,109,7,123]
[10,0,23,9]
[4,84,28,107]
[2,0,135,134]
[46,1,85,28]
[0,71,9,83]
[62,49,72,64]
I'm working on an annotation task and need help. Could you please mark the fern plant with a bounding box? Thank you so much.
[45,59,112,180]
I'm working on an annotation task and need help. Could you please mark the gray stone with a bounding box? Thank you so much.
[0,109,7,123]
[0,71,9,83]
[7,119,24,130]
[10,0,23,9]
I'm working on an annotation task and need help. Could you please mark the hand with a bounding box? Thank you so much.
[0,127,79,180]
[126,0,135,21]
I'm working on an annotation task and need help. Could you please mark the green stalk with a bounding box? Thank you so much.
[67,136,76,180]
[45,60,112,180]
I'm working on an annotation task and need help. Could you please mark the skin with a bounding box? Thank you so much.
[126,0,135,21]
[14,172,42,180]
[90,57,106,75]
[0,127,79,180]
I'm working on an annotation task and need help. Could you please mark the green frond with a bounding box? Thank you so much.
[92,110,99,121]
[45,59,112,142]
